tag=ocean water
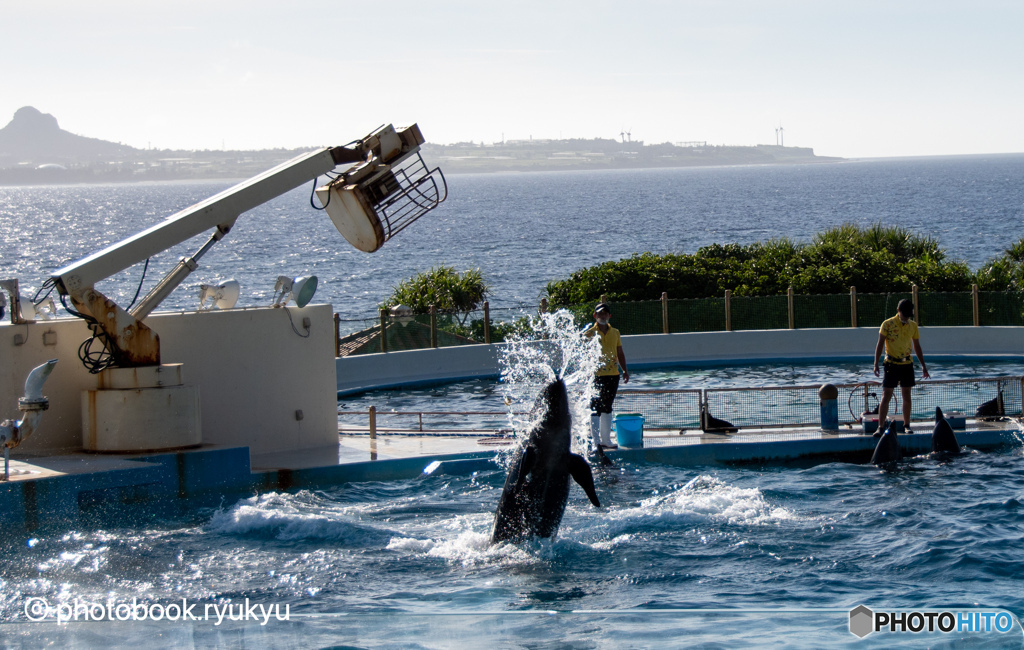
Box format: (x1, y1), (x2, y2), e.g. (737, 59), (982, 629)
(1, 155), (1023, 321)
(2, 157), (1024, 646)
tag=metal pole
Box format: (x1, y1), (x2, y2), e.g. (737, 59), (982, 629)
(379, 308), (388, 353)
(661, 292), (669, 334)
(972, 284), (980, 327)
(483, 301), (491, 344)
(334, 312), (341, 357)
(368, 405), (377, 461)
(850, 286), (857, 328)
(725, 290), (732, 332)
(912, 284), (919, 325)
(787, 286), (795, 330)
(430, 305), (437, 348)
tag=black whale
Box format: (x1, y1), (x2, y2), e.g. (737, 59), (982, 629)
(931, 407), (961, 455)
(871, 423), (902, 465)
(490, 379), (601, 544)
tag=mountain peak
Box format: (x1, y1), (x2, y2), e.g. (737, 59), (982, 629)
(0, 106), (136, 164)
(10, 106), (60, 132)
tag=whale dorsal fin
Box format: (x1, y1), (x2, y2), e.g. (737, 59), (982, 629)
(568, 454), (601, 507)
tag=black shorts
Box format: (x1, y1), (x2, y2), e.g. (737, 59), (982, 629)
(590, 375), (620, 414)
(882, 362), (916, 388)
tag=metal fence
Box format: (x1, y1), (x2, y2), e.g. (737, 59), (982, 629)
(703, 376), (1023, 431)
(339, 377), (1023, 435)
(335, 288), (1024, 356)
(615, 389), (704, 430)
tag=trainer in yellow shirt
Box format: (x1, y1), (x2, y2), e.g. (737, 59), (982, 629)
(872, 299), (929, 434)
(584, 302), (629, 452)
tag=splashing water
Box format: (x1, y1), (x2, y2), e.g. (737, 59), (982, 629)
(496, 310), (602, 466)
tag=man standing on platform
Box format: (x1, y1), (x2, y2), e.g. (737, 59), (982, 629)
(873, 299), (929, 434)
(585, 302), (629, 452)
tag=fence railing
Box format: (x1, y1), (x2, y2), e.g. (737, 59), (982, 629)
(338, 377), (1023, 435)
(335, 286), (1024, 356)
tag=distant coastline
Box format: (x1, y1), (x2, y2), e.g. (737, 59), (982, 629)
(0, 141), (842, 185)
(422, 140), (842, 174)
(0, 106), (842, 185)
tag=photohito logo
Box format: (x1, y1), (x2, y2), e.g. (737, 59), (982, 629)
(849, 605), (1017, 638)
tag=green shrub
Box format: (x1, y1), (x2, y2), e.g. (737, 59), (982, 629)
(545, 223), (982, 306)
(381, 265), (489, 314)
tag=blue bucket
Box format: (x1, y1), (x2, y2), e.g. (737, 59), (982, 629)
(614, 413), (644, 448)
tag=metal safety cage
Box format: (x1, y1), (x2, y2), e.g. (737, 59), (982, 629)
(368, 150), (448, 243)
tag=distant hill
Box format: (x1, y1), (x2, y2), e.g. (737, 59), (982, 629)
(0, 106), (139, 166)
(0, 106), (316, 184)
(0, 107), (842, 184)
(422, 139), (842, 173)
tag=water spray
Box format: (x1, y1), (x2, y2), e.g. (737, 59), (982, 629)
(496, 310), (601, 466)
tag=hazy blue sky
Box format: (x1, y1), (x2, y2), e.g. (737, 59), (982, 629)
(3, 1), (1022, 158)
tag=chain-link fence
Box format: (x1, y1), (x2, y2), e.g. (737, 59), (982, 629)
(336, 289), (1024, 356)
(336, 304), (539, 355)
(615, 389), (703, 430)
(337, 378), (1022, 434)
(981, 291), (1024, 326)
(703, 376), (1023, 431)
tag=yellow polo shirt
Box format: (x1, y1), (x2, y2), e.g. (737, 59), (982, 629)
(585, 324), (622, 376)
(879, 315), (919, 365)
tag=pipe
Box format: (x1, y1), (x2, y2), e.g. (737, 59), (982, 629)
(2, 359), (58, 452)
(22, 359), (57, 402)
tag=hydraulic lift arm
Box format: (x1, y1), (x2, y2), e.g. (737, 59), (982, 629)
(50, 124), (444, 368)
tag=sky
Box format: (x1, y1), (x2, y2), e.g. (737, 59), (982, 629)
(2, 0), (1023, 159)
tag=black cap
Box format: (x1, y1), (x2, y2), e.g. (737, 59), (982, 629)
(897, 299), (914, 316)
(594, 302), (611, 314)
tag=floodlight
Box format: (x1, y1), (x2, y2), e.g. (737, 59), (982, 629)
(315, 125), (447, 253)
(27, 296), (57, 321)
(271, 275), (318, 308)
(18, 296), (34, 321)
(12, 295), (55, 321)
(198, 280), (240, 310)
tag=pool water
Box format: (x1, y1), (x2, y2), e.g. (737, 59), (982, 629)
(4, 356), (1023, 646)
(3, 449), (1023, 646)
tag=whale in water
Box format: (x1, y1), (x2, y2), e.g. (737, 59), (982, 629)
(491, 379), (601, 544)
(931, 407), (961, 455)
(870, 422), (902, 465)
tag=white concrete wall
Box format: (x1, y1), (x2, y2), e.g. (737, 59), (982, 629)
(1, 305), (337, 455)
(337, 344), (500, 394)
(337, 326), (1024, 394)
